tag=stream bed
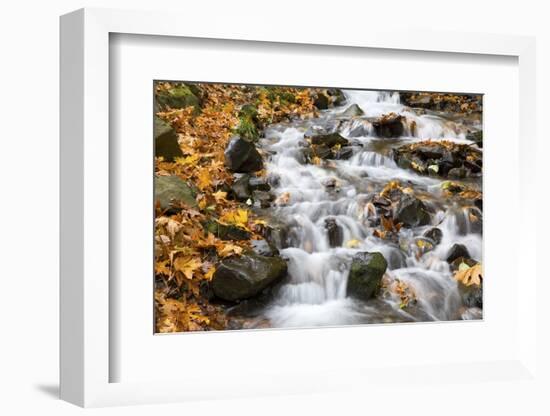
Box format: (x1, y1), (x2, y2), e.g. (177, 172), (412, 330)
(233, 90), (483, 329)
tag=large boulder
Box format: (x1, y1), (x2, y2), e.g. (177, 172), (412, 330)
(372, 113), (404, 138)
(212, 253), (287, 301)
(156, 84), (201, 114)
(224, 135), (264, 173)
(154, 116), (183, 162)
(346, 252), (388, 300)
(394, 194), (431, 227)
(155, 175), (197, 211)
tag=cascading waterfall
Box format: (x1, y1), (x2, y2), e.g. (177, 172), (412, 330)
(254, 90), (482, 328)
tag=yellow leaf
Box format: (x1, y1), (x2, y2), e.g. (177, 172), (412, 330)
(346, 239), (361, 248)
(219, 209), (248, 228)
(196, 168), (212, 190)
(217, 243), (243, 257)
(204, 266), (216, 281)
(212, 190), (227, 204)
(173, 256), (202, 280)
(454, 264), (482, 287)
(175, 154), (200, 166)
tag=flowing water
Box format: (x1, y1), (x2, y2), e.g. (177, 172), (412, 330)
(250, 90), (482, 328)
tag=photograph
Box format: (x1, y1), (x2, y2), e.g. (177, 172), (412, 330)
(153, 81), (483, 333)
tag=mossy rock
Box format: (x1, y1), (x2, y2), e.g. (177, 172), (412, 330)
(156, 83), (201, 114)
(154, 116), (183, 162)
(155, 175), (197, 211)
(346, 252), (388, 300)
(203, 220), (251, 241)
(234, 115), (259, 141)
(212, 253), (287, 302)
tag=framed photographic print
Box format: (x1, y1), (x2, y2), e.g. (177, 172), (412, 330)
(60, 7), (542, 409)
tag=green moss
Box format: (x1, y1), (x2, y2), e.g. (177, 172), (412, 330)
(234, 114), (259, 141)
(156, 83), (201, 114)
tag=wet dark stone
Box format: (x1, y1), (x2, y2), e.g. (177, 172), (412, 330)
(372, 114), (404, 138)
(253, 190), (274, 208)
(249, 176), (271, 192)
(224, 135), (264, 173)
(340, 104), (365, 117)
(251, 239), (279, 257)
(415, 145), (446, 160)
(326, 88), (347, 106)
(230, 174), (252, 201)
(212, 253), (287, 302)
(308, 132), (349, 147)
(395, 194), (431, 227)
(333, 146), (355, 160)
(313, 93), (329, 110)
(448, 167), (468, 179)
(346, 252), (388, 300)
(324, 218), (344, 247)
(423, 227), (443, 245)
(446, 243), (471, 264)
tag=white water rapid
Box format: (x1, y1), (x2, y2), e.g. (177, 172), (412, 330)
(252, 90), (482, 328)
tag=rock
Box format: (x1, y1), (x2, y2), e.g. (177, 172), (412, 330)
(466, 130), (483, 148)
(253, 190), (274, 208)
(261, 218), (290, 249)
(326, 88), (347, 106)
(229, 174), (252, 201)
(224, 135), (264, 173)
(415, 145), (446, 160)
(307, 132), (349, 147)
(324, 218), (343, 247)
(372, 114), (404, 138)
(251, 239), (279, 257)
(249, 176), (271, 192)
(154, 116), (183, 162)
(458, 282), (482, 308)
(395, 194), (431, 227)
(203, 220), (250, 241)
(340, 103), (365, 117)
(423, 227), (443, 245)
(438, 151), (458, 176)
(448, 167), (468, 179)
(346, 252), (388, 300)
(155, 175), (197, 211)
(333, 146), (354, 160)
(446, 243), (471, 264)
(344, 119), (372, 137)
(313, 93), (329, 110)
(156, 84), (201, 113)
(212, 254), (287, 302)
(234, 115), (260, 141)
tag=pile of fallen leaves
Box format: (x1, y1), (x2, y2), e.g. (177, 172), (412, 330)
(400, 92), (482, 114)
(154, 82), (318, 332)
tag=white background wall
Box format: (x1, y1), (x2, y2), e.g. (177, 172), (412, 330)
(0, 1), (547, 414)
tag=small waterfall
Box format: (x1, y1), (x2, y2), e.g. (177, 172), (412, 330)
(256, 90), (481, 328)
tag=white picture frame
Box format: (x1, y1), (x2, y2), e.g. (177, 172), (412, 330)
(60, 7), (541, 408)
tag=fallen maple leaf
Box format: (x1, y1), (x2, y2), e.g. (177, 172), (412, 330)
(454, 263), (482, 287)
